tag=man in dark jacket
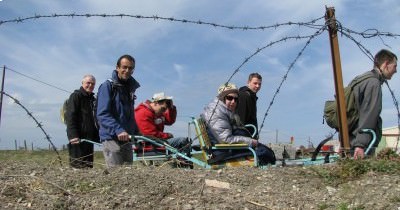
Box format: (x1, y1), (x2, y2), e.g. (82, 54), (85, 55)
(351, 49), (397, 159)
(66, 74), (99, 168)
(237, 73), (262, 139)
(96, 54), (140, 168)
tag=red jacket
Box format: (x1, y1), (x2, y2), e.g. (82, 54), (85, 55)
(134, 100), (177, 139)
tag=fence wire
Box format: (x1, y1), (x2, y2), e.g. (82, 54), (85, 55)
(1, 91), (62, 165)
(0, 13), (325, 31)
(1, 12), (399, 150)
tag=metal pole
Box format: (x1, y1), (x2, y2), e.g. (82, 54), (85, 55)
(0, 65), (5, 127)
(325, 7), (350, 154)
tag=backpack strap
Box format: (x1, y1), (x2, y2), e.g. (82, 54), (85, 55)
(106, 78), (120, 100)
(107, 78), (136, 101)
(349, 71), (377, 90)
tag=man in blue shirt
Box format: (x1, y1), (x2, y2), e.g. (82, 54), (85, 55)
(97, 54), (140, 168)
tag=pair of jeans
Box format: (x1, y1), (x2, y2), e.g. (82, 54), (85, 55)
(102, 139), (133, 168)
(166, 137), (190, 154)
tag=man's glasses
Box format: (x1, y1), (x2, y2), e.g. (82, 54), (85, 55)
(225, 95), (238, 102)
(120, 65), (134, 71)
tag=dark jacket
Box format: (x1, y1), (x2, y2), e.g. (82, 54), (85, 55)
(237, 86), (258, 137)
(96, 70), (140, 141)
(351, 69), (384, 149)
(66, 87), (99, 142)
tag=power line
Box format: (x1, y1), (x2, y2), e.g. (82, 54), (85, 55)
(4, 66), (71, 94)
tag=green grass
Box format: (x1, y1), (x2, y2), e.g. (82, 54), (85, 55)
(0, 149), (104, 168)
(310, 153), (400, 185)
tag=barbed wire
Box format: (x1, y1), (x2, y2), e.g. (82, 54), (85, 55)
(258, 25), (327, 135)
(205, 29), (326, 126)
(4, 66), (71, 94)
(1, 91), (62, 166)
(2, 13), (399, 39)
(1, 12), (399, 150)
(0, 13), (326, 31)
(385, 82), (400, 150)
(333, 21), (375, 62)
(225, 32), (326, 85)
(341, 26), (400, 45)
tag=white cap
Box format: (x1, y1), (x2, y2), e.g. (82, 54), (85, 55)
(151, 92), (173, 102)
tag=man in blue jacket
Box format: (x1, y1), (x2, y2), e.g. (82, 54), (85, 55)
(97, 54), (140, 168)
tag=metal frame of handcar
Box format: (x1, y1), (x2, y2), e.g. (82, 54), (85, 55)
(81, 120), (376, 169)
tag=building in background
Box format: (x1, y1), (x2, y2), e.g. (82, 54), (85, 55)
(378, 126), (400, 153)
(322, 126), (400, 154)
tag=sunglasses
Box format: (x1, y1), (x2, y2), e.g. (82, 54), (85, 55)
(225, 95), (238, 102)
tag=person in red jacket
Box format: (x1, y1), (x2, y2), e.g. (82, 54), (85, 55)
(135, 92), (190, 154)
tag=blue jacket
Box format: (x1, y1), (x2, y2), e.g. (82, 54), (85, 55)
(97, 70), (140, 141)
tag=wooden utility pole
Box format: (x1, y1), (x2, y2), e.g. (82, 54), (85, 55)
(0, 65), (5, 127)
(325, 7), (350, 154)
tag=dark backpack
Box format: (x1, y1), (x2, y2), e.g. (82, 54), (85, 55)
(323, 73), (376, 131)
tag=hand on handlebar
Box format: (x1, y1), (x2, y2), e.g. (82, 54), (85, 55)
(353, 147), (365, 160)
(117, 131), (131, 141)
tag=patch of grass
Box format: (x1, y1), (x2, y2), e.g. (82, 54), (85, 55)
(64, 180), (97, 192)
(336, 202), (366, 210)
(389, 195), (400, 203)
(0, 150), (104, 168)
(318, 203), (329, 210)
(337, 202), (349, 210)
(0, 150), (68, 162)
(310, 156), (400, 185)
(376, 148), (399, 160)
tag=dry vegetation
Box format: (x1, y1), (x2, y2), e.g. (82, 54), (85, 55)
(0, 149), (400, 209)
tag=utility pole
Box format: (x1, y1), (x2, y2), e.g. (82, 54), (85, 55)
(0, 65), (5, 127)
(325, 7), (350, 155)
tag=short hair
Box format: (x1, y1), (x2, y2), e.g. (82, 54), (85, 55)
(374, 49), (397, 68)
(248, 73), (262, 82)
(116, 54), (135, 67)
(82, 74), (96, 83)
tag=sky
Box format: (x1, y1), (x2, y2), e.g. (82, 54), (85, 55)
(0, 0), (399, 150)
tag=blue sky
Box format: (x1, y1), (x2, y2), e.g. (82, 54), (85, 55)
(0, 0), (399, 149)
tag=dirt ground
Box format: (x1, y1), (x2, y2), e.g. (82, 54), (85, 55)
(0, 151), (400, 210)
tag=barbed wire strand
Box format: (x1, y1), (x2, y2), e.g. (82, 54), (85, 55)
(2, 13), (399, 39)
(1, 91), (63, 166)
(206, 30), (325, 126)
(384, 81), (400, 150)
(0, 13), (326, 31)
(258, 25), (327, 134)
